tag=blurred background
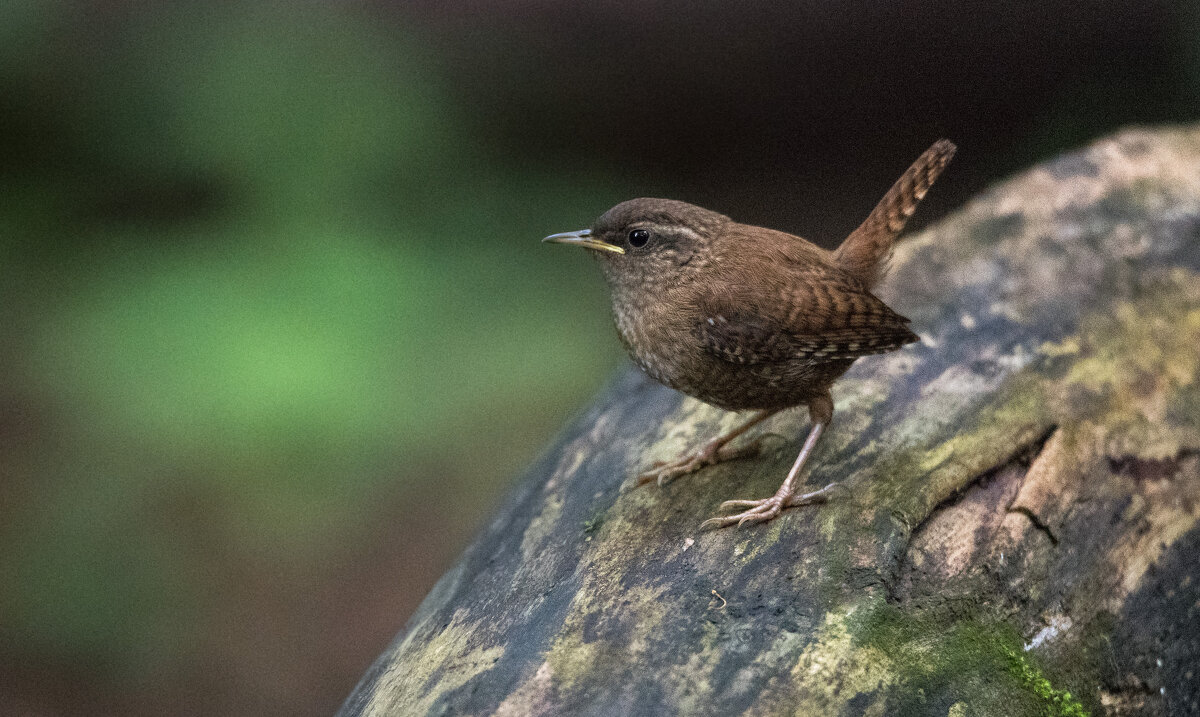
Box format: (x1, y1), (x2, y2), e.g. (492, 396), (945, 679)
(1, 1), (1197, 714)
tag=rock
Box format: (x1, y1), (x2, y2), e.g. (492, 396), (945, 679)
(340, 126), (1200, 717)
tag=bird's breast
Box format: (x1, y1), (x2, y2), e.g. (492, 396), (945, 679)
(610, 295), (696, 390)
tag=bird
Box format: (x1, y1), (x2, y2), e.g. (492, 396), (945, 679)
(543, 140), (956, 528)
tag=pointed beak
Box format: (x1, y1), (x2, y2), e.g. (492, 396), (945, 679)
(541, 229), (625, 255)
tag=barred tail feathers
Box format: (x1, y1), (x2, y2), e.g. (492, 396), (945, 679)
(834, 139), (956, 288)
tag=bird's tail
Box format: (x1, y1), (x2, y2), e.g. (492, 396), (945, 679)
(834, 139), (956, 288)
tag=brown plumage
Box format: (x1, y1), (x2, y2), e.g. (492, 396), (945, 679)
(836, 139), (957, 288)
(544, 140), (956, 528)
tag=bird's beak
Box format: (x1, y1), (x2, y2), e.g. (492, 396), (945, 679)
(541, 229), (625, 255)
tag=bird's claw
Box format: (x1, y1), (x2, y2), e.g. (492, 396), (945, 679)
(700, 496), (785, 529)
(636, 439), (762, 487)
(700, 482), (841, 529)
(637, 454), (710, 487)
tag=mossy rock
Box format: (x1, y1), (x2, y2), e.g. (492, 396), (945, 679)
(339, 126), (1200, 717)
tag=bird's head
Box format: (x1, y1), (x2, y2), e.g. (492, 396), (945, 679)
(543, 198), (730, 293)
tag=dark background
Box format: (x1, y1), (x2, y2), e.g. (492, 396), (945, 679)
(1, 1), (1197, 714)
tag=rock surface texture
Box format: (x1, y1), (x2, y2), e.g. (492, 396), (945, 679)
(339, 127), (1200, 717)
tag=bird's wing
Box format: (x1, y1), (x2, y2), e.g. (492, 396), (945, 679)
(696, 267), (919, 365)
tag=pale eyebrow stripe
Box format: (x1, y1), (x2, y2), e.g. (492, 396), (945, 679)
(640, 223), (704, 242)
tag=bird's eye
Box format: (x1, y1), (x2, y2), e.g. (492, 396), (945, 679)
(628, 229), (651, 247)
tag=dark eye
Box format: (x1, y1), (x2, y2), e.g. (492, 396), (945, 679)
(628, 229), (651, 247)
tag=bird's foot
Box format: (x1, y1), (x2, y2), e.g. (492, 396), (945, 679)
(636, 438), (762, 487)
(700, 482), (841, 529)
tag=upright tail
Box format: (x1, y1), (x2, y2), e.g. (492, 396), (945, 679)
(834, 139), (956, 288)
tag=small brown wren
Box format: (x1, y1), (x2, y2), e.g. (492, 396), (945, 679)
(544, 140), (955, 528)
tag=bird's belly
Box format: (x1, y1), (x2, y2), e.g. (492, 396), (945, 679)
(622, 330), (853, 411)
(614, 303), (855, 411)
(669, 356), (856, 411)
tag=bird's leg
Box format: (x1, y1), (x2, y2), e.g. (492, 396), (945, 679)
(700, 394), (839, 529)
(637, 409), (779, 487)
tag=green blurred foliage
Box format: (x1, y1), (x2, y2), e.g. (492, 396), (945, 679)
(0, 0), (622, 682)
